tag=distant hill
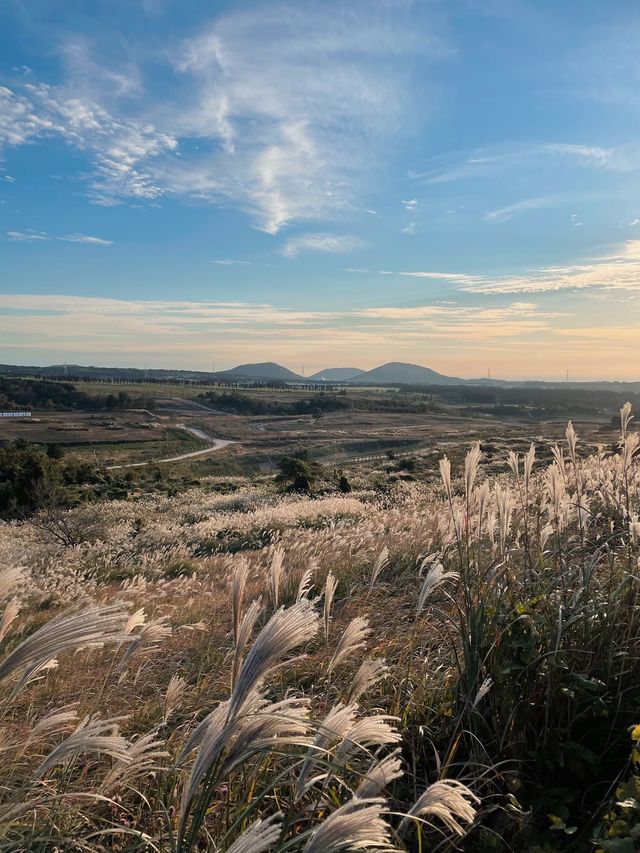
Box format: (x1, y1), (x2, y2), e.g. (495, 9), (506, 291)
(351, 362), (463, 385)
(215, 362), (304, 382)
(2, 361), (639, 391)
(0, 363), (209, 381)
(310, 367), (365, 382)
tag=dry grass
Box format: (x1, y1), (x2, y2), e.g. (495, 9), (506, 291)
(1, 406), (639, 850)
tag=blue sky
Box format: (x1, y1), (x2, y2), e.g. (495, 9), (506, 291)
(1, 0), (640, 379)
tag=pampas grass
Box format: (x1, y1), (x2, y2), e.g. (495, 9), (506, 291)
(323, 570), (337, 640)
(402, 779), (479, 836)
(0, 603), (132, 689)
(2, 408), (639, 850)
(328, 616), (370, 673)
(34, 715), (131, 777)
(302, 796), (393, 853)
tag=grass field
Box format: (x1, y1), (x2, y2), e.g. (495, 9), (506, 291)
(1, 401), (639, 850)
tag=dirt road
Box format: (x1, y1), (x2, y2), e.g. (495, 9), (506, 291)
(105, 423), (236, 470)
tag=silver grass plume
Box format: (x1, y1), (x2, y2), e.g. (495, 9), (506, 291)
(0, 598), (20, 644)
(231, 598), (263, 691)
(439, 456), (453, 502)
(565, 421), (578, 466)
(231, 558), (249, 645)
(117, 616), (172, 670)
(323, 571), (337, 640)
(296, 567), (314, 602)
(347, 658), (388, 704)
(335, 714), (400, 764)
(621, 401), (633, 442)
(551, 443), (566, 477)
(0, 567), (23, 605)
(523, 443), (536, 492)
(102, 732), (168, 792)
(356, 750), (404, 799)
(24, 704), (78, 749)
(401, 778), (478, 836)
(269, 546), (285, 609)
(34, 715), (131, 778)
(295, 703), (358, 799)
(507, 450), (520, 482)
(178, 691), (260, 839)
(475, 481), (490, 528)
(540, 522), (555, 551)
(464, 443), (481, 498)
(471, 677), (493, 710)
(179, 688), (306, 841)
(125, 607), (146, 634)
(369, 546), (389, 591)
(179, 602), (320, 840)
(302, 796), (395, 853)
(230, 599), (319, 717)
(163, 673), (188, 725)
(328, 617), (370, 673)
(0, 568), (23, 645)
(621, 432), (640, 474)
(225, 814), (282, 853)
(0, 603), (132, 687)
(417, 562), (458, 615)
(494, 484), (514, 555)
(220, 696), (312, 777)
(177, 696), (232, 765)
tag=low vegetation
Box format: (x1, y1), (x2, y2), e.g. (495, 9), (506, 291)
(0, 377), (152, 413)
(0, 405), (639, 850)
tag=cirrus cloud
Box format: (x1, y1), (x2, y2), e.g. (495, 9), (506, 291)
(282, 232), (365, 258)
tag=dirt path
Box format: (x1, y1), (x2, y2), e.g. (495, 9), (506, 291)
(105, 423), (236, 470)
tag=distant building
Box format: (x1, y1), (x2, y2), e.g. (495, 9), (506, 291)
(0, 411), (32, 418)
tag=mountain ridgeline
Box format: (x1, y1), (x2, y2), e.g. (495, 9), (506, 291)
(216, 361), (462, 385)
(1, 361), (639, 391)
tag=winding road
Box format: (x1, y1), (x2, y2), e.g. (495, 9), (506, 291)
(105, 424), (236, 470)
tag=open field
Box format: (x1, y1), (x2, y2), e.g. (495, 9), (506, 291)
(2, 381), (623, 483)
(0, 410), (159, 445)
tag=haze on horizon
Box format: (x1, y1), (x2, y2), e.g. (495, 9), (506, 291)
(1, 1), (640, 382)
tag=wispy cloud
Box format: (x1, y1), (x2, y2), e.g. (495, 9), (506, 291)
(282, 232), (365, 258)
(460, 239), (640, 295)
(0, 85), (176, 204)
(60, 233), (113, 245)
(7, 230), (50, 242)
(346, 267), (484, 284)
(543, 143), (627, 169)
(0, 4), (446, 231)
(412, 142), (640, 185)
(484, 196), (555, 223)
(212, 259), (251, 265)
(0, 293), (563, 355)
(6, 229), (112, 245)
(350, 240), (640, 297)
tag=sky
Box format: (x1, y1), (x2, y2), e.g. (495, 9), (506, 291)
(1, 0), (640, 380)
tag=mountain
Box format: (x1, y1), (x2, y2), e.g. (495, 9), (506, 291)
(310, 367), (365, 382)
(215, 362), (304, 382)
(351, 362), (463, 385)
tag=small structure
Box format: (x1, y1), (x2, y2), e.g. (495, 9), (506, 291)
(0, 411), (32, 418)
